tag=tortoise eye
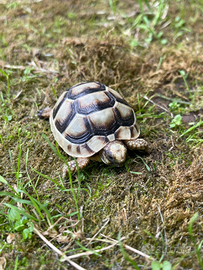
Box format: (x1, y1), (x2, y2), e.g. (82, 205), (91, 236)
(107, 155), (114, 162)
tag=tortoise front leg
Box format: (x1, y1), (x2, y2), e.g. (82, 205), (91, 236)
(62, 157), (90, 177)
(124, 139), (149, 152)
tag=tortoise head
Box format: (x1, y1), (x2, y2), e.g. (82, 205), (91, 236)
(100, 141), (127, 166)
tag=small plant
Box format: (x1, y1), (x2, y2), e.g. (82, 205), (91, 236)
(41, 134), (91, 220)
(151, 260), (172, 270)
(183, 120), (203, 146)
(172, 16), (191, 40)
(7, 208), (34, 240)
(179, 70), (192, 99)
(9, 143), (22, 184)
(0, 175), (56, 237)
(169, 100), (180, 111)
(170, 114), (182, 128)
(20, 67), (38, 83)
(0, 69), (13, 125)
(174, 16), (185, 29)
(138, 0), (151, 13)
(135, 154), (151, 172)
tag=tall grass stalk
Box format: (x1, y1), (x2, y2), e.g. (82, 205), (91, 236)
(42, 134), (81, 220)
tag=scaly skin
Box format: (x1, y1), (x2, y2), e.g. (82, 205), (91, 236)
(124, 138), (149, 152)
(62, 157), (90, 177)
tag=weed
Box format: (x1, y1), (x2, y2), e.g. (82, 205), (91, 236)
(168, 100), (180, 111)
(9, 144), (22, 183)
(172, 16), (191, 41)
(130, 171), (142, 175)
(0, 174), (58, 239)
(135, 154), (151, 172)
(151, 260), (172, 270)
(14, 255), (19, 270)
(0, 69), (13, 125)
(138, 0), (152, 13)
(20, 67), (38, 83)
(109, 0), (117, 16)
(7, 207), (34, 240)
(0, 68), (10, 98)
(170, 114), (182, 128)
(180, 120), (203, 139)
(129, 0), (168, 46)
(6, 2), (18, 9)
(179, 70), (193, 99)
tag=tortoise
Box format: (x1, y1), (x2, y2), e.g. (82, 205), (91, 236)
(38, 82), (148, 175)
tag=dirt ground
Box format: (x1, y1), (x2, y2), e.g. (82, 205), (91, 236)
(0, 0), (203, 269)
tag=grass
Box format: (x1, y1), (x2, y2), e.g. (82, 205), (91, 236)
(0, 0), (203, 269)
(189, 213), (203, 269)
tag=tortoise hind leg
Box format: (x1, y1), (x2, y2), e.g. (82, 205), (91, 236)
(62, 157), (90, 177)
(38, 107), (52, 119)
(124, 139), (149, 152)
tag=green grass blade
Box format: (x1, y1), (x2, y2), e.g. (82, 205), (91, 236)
(118, 232), (140, 270)
(4, 203), (38, 221)
(135, 154), (151, 172)
(32, 167), (66, 190)
(180, 121), (203, 138)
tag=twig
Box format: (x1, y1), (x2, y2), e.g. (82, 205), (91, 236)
(144, 96), (173, 117)
(46, 216), (80, 233)
(155, 93), (191, 105)
(34, 226), (153, 268)
(169, 135), (175, 151)
(100, 234), (153, 261)
(64, 239), (122, 261)
(87, 217), (110, 246)
(33, 227), (86, 270)
(0, 61), (58, 74)
(157, 206), (167, 260)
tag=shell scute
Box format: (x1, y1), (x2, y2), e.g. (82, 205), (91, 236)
(76, 91), (115, 115)
(64, 114), (92, 144)
(88, 108), (117, 135)
(67, 82), (105, 100)
(52, 91), (67, 119)
(108, 87), (129, 106)
(114, 102), (134, 126)
(130, 124), (140, 138)
(54, 101), (75, 133)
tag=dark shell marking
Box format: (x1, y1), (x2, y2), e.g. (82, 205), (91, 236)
(49, 82), (140, 158)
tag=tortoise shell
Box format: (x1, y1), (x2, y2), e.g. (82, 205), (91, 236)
(50, 82), (140, 158)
